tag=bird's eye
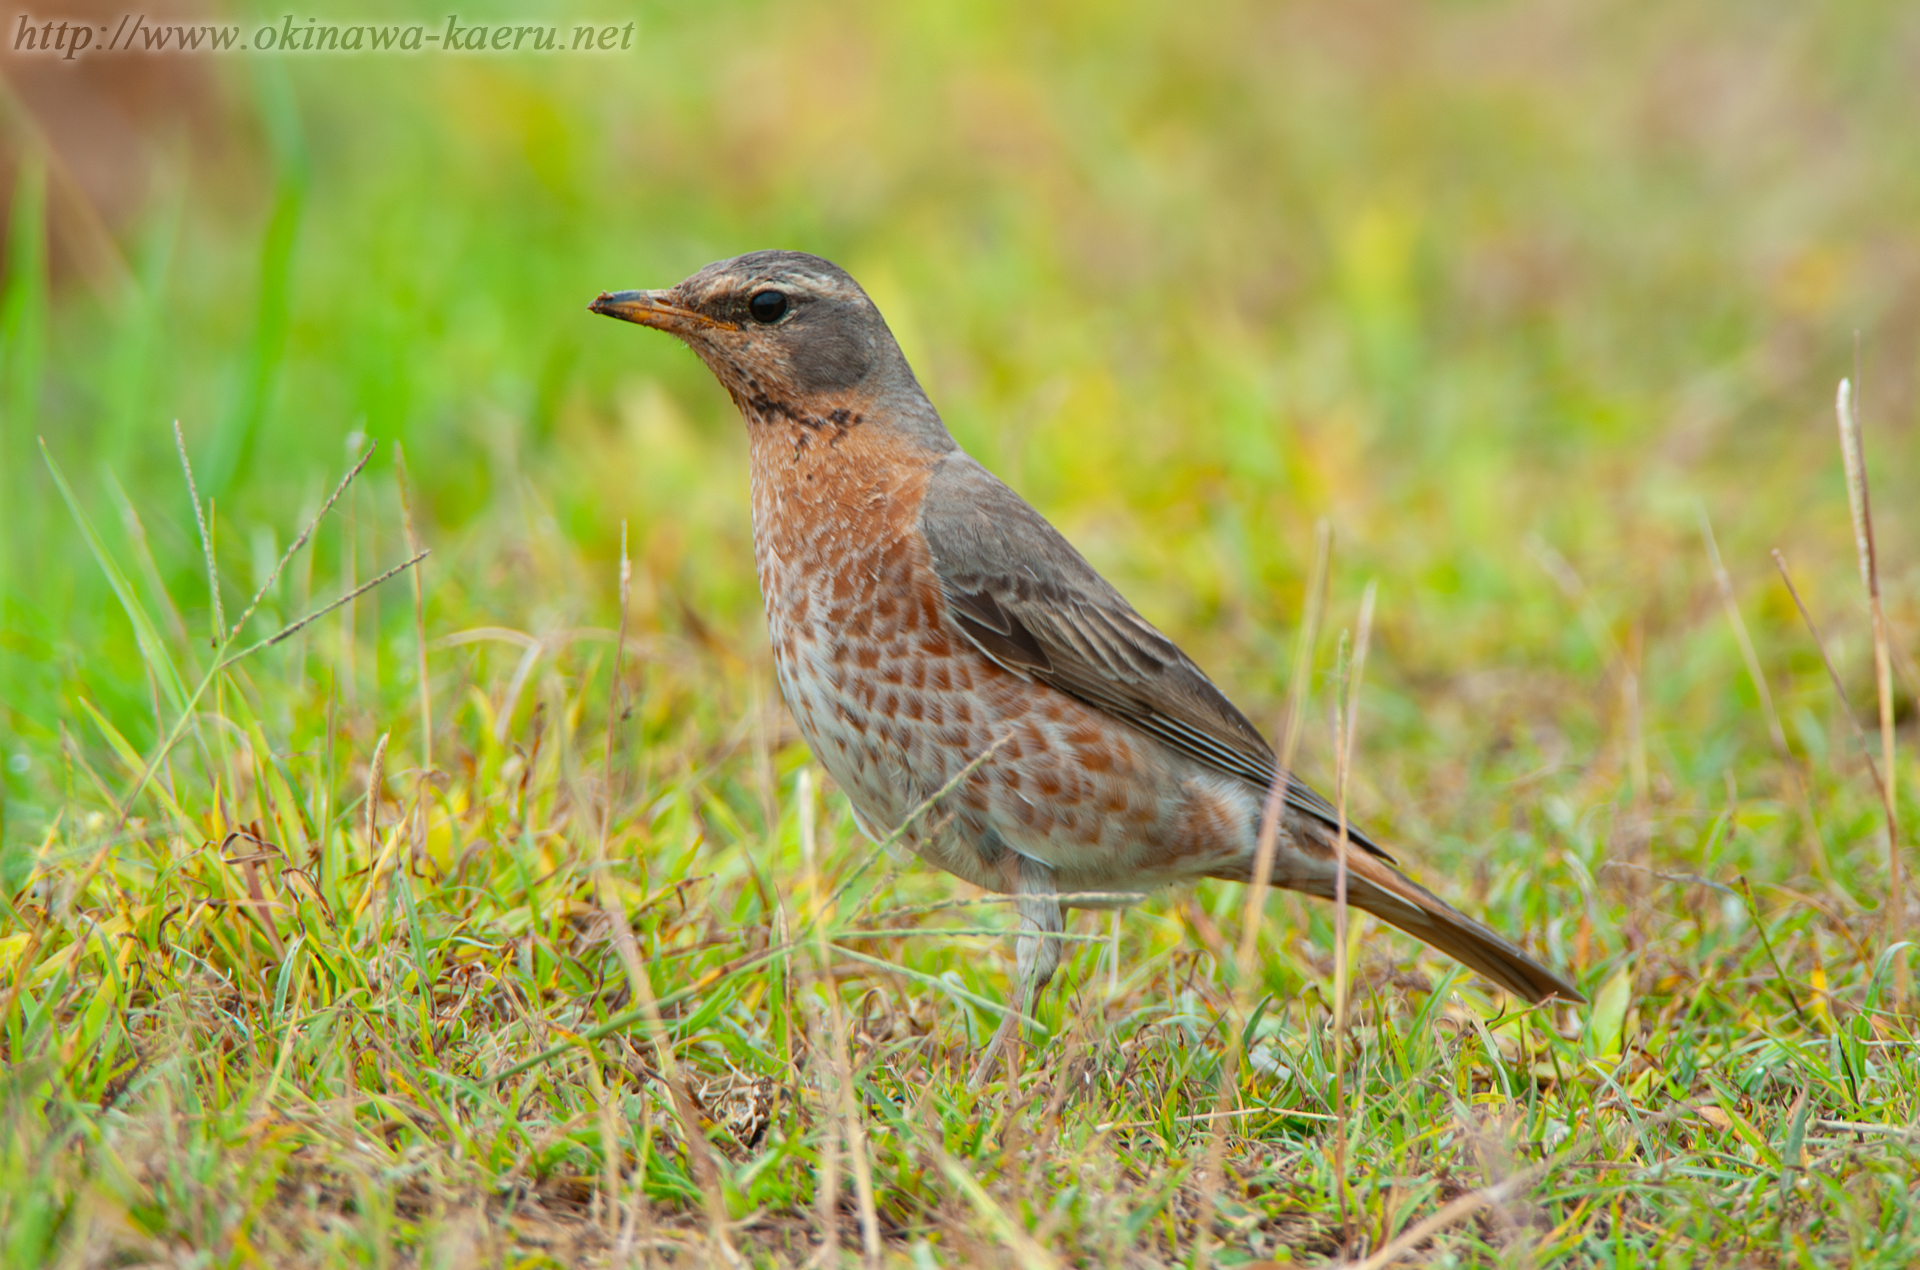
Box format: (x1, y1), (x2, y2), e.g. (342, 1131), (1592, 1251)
(748, 290), (788, 323)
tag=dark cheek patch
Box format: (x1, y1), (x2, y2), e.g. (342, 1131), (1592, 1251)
(787, 308), (874, 391)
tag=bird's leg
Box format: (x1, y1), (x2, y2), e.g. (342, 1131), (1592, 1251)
(968, 855), (1063, 1090)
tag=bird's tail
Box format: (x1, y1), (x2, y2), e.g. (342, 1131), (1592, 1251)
(1301, 848), (1585, 1006)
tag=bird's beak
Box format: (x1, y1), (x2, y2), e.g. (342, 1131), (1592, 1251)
(588, 289), (737, 334)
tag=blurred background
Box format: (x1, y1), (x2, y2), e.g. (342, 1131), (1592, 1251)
(1, 0), (1915, 880)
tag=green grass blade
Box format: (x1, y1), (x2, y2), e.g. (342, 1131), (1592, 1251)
(39, 443), (190, 716)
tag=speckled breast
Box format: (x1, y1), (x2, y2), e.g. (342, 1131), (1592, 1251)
(745, 421), (991, 867)
(743, 417), (1261, 897)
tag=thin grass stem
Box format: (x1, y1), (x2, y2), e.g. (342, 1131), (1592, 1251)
(590, 527), (737, 1264)
(1198, 518), (1330, 1268)
(1835, 377), (1904, 1004)
(1697, 502), (1833, 883)
(224, 441), (373, 644)
(1330, 581), (1376, 1245)
(174, 419), (224, 642)
(590, 524), (662, 1256)
(220, 550), (428, 667)
(799, 768), (883, 1267)
(393, 443), (432, 773)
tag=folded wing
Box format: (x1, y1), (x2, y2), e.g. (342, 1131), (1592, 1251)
(919, 452), (1393, 863)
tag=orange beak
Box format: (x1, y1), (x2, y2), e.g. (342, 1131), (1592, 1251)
(588, 289), (738, 334)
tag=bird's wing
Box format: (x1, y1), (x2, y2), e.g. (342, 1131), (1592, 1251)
(919, 452), (1391, 861)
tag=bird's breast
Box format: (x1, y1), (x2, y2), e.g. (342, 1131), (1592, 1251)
(741, 415), (1265, 895)
(745, 418), (975, 844)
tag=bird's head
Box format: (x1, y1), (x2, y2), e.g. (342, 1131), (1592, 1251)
(591, 250), (951, 449)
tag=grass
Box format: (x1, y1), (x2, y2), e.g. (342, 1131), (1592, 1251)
(3, 0), (1920, 1264)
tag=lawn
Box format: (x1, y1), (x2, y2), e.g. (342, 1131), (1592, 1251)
(2, 1), (1918, 1265)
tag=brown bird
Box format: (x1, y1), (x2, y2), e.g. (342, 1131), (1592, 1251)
(591, 251), (1583, 1084)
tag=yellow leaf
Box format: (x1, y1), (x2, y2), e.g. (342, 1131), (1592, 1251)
(1589, 967), (1632, 1057)
(0, 932), (32, 974)
(1810, 961), (1834, 1029)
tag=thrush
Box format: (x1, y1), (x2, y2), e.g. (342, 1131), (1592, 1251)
(591, 251), (1584, 1084)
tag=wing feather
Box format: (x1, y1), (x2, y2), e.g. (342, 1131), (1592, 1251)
(920, 453), (1392, 862)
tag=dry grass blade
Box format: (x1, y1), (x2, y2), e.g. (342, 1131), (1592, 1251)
(348, 731), (390, 922)
(393, 442), (432, 772)
(592, 524), (658, 1257)
(1698, 502), (1831, 881)
(1097, 1105), (1338, 1132)
(924, 1129), (1063, 1270)
(862, 891), (1147, 922)
(1197, 519), (1330, 1269)
(1245, 518), (1333, 969)
(828, 944), (1040, 1026)
(798, 768), (883, 1267)
(834, 926), (1110, 942)
(1773, 541), (1899, 965)
(1835, 377), (1904, 991)
(594, 527), (737, 1265)
(1348, 1162), (1550, 1270)
(623, 927), (739, 1245)
(798, 769), (842, 1268)
(1332, 583), (1377, 1035)
(600, 523), (633, 850)
(824, 731), (1013, 912)
(1697, 502), (1788, 759)
(1329, 580), (1377, 1244)
(1812, 1119), (1918, 1139)
(1771, 550), (1884, 786)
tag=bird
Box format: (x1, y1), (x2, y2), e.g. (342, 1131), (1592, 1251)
(590, 250), (1584, 1085)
